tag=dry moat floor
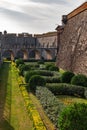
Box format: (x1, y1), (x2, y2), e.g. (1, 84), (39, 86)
(0, 62), (33, 130)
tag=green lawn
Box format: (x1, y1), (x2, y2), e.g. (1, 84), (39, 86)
(0, 62), (33, 130)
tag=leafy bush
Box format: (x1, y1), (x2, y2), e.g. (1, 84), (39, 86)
(39, 64), (46, 70)
(84, 89), (87, 99)
(43, 76), (61, 83)
(25, 70), (54, 83)
(71, 74), (87, 87)
(25, 71), (38, 83)
(61, 71), (75, 83)
(15, 59), (24, 67)
(45, 63), (54, 70)
(37, 60), (44, 64)
(29, 75), (46, 92)
(58, 103), (87, 130)
(49, 65), (59, 71)
(36, 87), (63, 128)
(46, 83), (85, 97)
(18, 64), (31, 76)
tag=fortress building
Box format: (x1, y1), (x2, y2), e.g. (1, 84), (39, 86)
(56, 2), (87, 75)
(0, 31), (57, 61)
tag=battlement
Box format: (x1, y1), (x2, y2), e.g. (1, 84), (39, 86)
(67, 2), (87, 20)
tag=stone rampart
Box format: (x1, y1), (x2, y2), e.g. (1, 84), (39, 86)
(56, 2), (87, 75)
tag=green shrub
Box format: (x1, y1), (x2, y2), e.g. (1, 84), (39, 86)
(37, 60), (44, 64)
(61, 71), (75, 83)
(44, 76), (61, 83)
(39, 64), (46, 70)
(71, 74), (87, 87)
(15, 59), (24, 67)
(25, 71), (37, 83)
(19, 64), (31, 76)
(36, 87), (63, 128)
(58, 103), (87, 130)
(49, 65), (59, 71)
(29, 75), (46, 92)
(25, 70), (54, 83)
(84, 89), (87, 99)
(46, 83), (85, 97)
(45, 63), (54, 70)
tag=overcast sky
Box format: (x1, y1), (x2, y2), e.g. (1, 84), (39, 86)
(0, 0), (86, 34)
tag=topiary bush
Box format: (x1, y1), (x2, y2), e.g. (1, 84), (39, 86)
(45, 63), (54, 70)
(44, 76), (61, 83)
(61, 71), (75, 83)
(18, 64), (31, 76)
(46, 83), (85, 98)
(25, 70), (54, 83)
(29, 75), (46, 92)
(71, 74), (87, 87)
(58, 103), (87, 130)
(49, 65), (59, 71)
(37, 60), (44, 64)
(25, 71), (38, 83)
(15, 59), (24, 67)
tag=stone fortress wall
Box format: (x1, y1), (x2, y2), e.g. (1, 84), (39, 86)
(0, 31), (57, 61)
(56, 2), (87, 75)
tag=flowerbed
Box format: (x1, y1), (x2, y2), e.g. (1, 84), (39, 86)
(12, 62), (46, 130)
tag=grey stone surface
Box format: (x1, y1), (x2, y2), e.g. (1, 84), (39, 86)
(56, 10), (87, 75)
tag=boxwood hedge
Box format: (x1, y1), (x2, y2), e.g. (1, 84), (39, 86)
(46, 83), (85, 98)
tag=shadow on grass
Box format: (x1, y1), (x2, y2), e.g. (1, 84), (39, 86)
(0, 62), (14, 130)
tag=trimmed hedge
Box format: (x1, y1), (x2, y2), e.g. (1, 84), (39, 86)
(29, 75), (46, 92)
(18, 64), (31, 76)
(49, 65), (59, 71)
(71, 74), (87, 87)
(46, 83), (85, 98)
(58, 103), (87, 130)
(43, 76), (61, 83)
(37, 60), (44, 64)
(36, 87), (63, 128)
(15, 59), (24, 67)
(61, 71), (75, 83)
(25, 70), (54, 83)
(45, 63), (54, 70)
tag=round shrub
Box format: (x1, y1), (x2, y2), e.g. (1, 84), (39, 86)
(29, 75), (46, 92)
(61, 71), (75, 83)
(58, 103), (87, 130)
(71, 74), (87, 87)
(15, 59), (24, 67)
(49, 65), (59, 71)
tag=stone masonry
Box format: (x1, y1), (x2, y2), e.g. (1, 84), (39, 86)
(0, 31), (57, 61)
(56, 2), (87, 75)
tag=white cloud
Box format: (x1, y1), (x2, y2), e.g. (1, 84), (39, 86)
(0, 0), (86, 34)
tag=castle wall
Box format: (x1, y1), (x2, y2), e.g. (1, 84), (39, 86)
(0, 31), (57, 60)
(56, 2), (87, 75)
(35, 32), (57, 48)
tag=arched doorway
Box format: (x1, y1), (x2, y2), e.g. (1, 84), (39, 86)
(29, 50), (41, 60)
(45, 49), (52, 60)
(16, 50), (28, 60)
(2, 50), (14, 60)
